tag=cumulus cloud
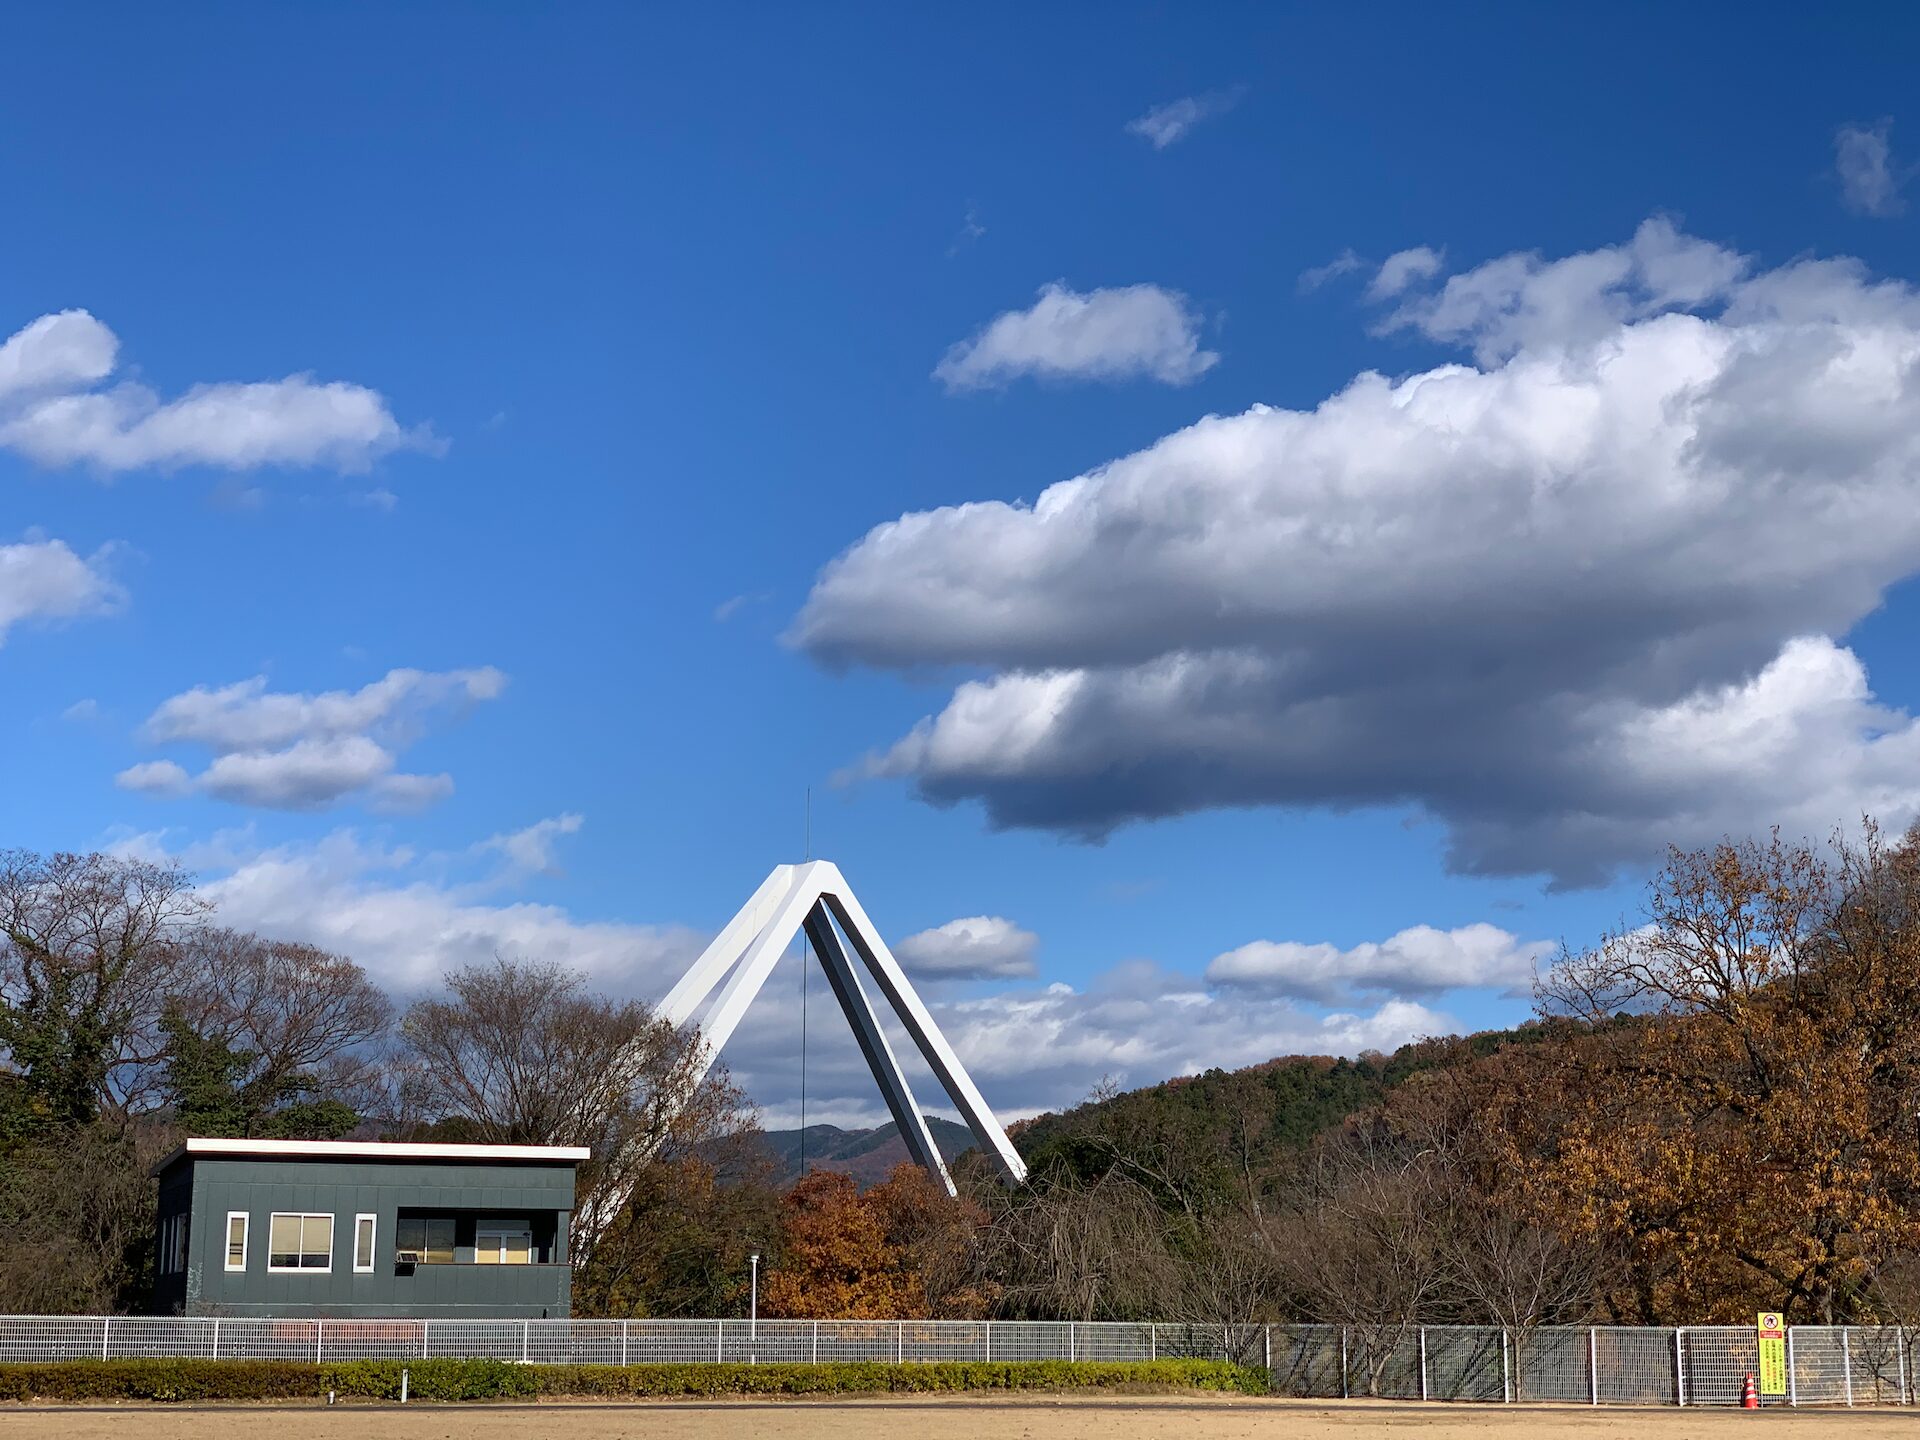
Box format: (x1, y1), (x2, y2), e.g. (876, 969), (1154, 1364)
(115, 760), (193, 797)
(0, 534), (122, 644)
(168, 829), (701, 995)
(481, 813), (585, 876)
(1366, 245), (1445, 301)
(724, 948), (1454, 1128)
(795, 219), (1920, 886)
(1125, 89), (1242, 150)
(0, 308), (435, 474)
(1836, 120), (1906, 218)
(935, 283), (1218, 391)
(895, 915), (1039, 980)
(117, 667), (505, 811)
(110, 822), (1465, 1125)
(1207, 922), (1550, 1005)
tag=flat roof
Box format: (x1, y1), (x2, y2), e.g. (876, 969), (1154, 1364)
(153, 1137), (592, 1175)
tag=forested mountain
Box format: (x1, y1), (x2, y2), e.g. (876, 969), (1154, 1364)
(753, 1116), (978, 1187)
(1008, 1024), (1552, 1211)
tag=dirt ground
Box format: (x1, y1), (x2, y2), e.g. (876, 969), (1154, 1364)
(0, 1395), (1912, 1440)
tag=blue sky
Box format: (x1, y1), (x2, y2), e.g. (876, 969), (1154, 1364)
(5, 5), (1919, 1125)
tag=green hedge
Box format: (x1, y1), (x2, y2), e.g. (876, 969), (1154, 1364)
(530, 1359), (1267, 1397)
(0, 1356), (1268, 1403)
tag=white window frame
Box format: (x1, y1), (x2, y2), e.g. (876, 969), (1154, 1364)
(353, 1213), (377, 1274)
(266, 1211), (334, 1274)
(224, 1211), (249, 1273)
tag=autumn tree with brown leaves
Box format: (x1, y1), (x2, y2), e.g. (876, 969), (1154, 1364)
(1532, 826), (1920, 1323)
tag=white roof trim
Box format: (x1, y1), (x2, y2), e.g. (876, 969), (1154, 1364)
(167, 1138), (591, 1165)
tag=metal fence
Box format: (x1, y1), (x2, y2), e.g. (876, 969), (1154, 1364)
(0, 1317), (1913, 1405)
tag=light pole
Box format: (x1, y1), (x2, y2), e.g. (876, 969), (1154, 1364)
(749, 1253), (760, 1340)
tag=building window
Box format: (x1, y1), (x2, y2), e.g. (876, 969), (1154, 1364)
(353, 1214), (377, 1273)
(475, 1225), (534, 1265)
(225, 1212), (249, 1272)
(158, 1214), (190, 1275)
(394, 1216), (455, 1264)
(267, 1212), (334, 1272)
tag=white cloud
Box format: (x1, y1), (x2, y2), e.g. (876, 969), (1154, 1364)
(935, 283), (1218, 391)
(0, 310), (116, 397)
(723, 947), (1453, 1128)
(795, 220), (1920, 885)
(1836, 120), (1905, 218)
(0, 534), (122, 645)
(119, 823), (1457, 1125)
(0, 308), (435, 474)
(1366, 245), (1445, 301)
(115, 759), (192, 797)
(895, 915), (1039, 980)
(1298, 250), (1364, 292)
(1125, 90), (1242, 150)
(481, 813), (585, 876)
(179, 829), (701, 995)
(120, 667), (505, 811)
(1379, 216), (1746, 362)
(62, 698), (100, 723)
(1207, 922), (1550, 1004)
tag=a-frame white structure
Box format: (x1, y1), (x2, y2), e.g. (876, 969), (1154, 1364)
(659, 861), (1028, 1194)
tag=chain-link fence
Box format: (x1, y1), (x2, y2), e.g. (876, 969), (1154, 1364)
(0, 1316), (1912, 1404)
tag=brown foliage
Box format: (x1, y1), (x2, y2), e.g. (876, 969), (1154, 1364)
(1532, 826), (1920, 1322)
(761, 1170), (922, 1319)
(759, 1165), (992, 1319)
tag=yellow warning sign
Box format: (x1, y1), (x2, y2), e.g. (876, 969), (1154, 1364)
(1756, 1313), (1787, 1396)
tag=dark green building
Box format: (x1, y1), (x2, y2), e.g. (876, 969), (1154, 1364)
(150, 1138), (588, 1318)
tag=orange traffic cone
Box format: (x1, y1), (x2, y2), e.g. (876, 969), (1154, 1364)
(1741, 1372), (1759, 1409)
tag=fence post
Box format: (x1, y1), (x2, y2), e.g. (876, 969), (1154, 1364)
(315, 1319), (323, 1365)
(1787, 1328), (1797, 1407)
(1149, 1322), (1155, 1361)
(1264, 1325), (1271, 1371)
(1418, 1326), (1428, 1402)
(621, 1320), (628, 1368)
(1068, 1321), (1075, 1363)
(897, 1320), (904, 1365)
(1588, 1327), (1598, 1406)
(1899, 1327), (1909, 1405)
(716, 1319), (724, 1364)
(981, 1320), (988, 1363)
(1340, 1326), (1349, 1400)
(521, 1319), (530, 1365)
(421, 1320), (430, 1360)
(1843, 1327), (1854, 1407)
(1501, 1328), (1510, 1403)
(1674, 1326), (1685, 1407)
(212, 1318), (220, 1362)
(100, 1317), (110, 1362)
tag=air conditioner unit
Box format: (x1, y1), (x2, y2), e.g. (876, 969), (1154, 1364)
(395, 1250), (424, 1264)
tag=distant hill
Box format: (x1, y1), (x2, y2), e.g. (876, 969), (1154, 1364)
(750, 1025), (1553, 1200)
(753, 1115), (980, 1188)
(1008, 1023), (1555, 1208)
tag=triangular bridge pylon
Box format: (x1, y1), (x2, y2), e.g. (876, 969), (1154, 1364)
(659, 860), (1028, 1195)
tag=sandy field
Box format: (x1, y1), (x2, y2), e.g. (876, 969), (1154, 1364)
(0, 1395), (1913, 1440)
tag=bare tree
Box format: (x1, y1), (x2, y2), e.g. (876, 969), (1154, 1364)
(0, 849), (209, 1124)
(973, 1168), (1183, 1321)
(165, 928), (394, 1128)
(397, 958), (754, 1271)
(1273, 1117), (1453, 1394)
